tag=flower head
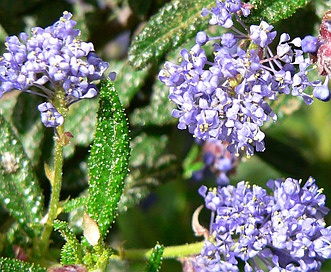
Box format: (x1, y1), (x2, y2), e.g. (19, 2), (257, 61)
(0, 11), (110, 127)
(194, 177), (331, 271)
(159, 0), (329, 157)
(250, 21), (277, 47)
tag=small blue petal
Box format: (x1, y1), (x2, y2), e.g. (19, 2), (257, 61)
(313, 77), (331, 102)
(301, 35), (319, 53)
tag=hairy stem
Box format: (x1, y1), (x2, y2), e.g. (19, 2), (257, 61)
(39, 89), (67, 254)
(39, 127), (64, 253)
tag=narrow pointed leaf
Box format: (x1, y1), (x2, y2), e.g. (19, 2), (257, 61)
(0, 257), (46, 272)
(87, 79), (130, 237)
(54, 220), (84, 265)
(63, 196), (87, 213)
(128, 0), (212, 69)
(144, 243), (164, 272)
(0, 114), (44, 238)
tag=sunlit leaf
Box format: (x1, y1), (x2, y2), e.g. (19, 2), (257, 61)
(0, 257), (46, 272)
(248, 0), (312, 24)
(87, 79), (130, 237)
(54, 220), (84, 265)
(63, 196), (87, 213)
(144, 243), (164, 272)
(182, 144), (204, 179)
(128, 0), (213, 69)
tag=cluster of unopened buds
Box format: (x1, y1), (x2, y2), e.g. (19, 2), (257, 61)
(0, 11), (112, 128)
(159, 0), (331, 158)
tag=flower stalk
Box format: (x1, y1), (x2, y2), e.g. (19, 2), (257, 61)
(39, 130), (64, 253)
(122, 241), (204, 260)
(39, 90), (67, 253)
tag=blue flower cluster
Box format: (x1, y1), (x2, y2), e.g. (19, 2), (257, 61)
(0, 11), (109, 127)
(159, 0), (330, 157)
(194, 177), (331, 271)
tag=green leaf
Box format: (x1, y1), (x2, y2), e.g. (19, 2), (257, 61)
(130, 80), (177, 126)
(54, 220), (84, 265)
(248, 0), (312, 24)
(5, 223), (33, 251)
(182, 144), (204, 179)
(0, 114), (44, 238)
(0, 257), (46, 272)
(130, 134), (169, 169)
(63, 98), (98, 158)
(11, 92), (44, 165)
(144, 243), (164, 272)
(128, 0), (213, 69)
(113, 61), (150, 108)
(82, 244), (113, 271)
(0, 93), (18, 122)
(87, 79), (130, 237)
(63, 196), (87, 213)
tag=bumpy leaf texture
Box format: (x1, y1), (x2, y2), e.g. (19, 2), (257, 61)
(129, 0), (313, 69)
(128, 0), (212, 69)
(248, 0), (312, 24)
(54, 220), (84, 265)
(144, 243), (164, 272)
(0, 257), (46, 272)
(87, 79), (130, 237)
(0, 114), (44, 238)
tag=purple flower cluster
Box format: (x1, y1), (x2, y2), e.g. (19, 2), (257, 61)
(201, 0), (251, 28)
(193, 139), (238, 186)
(194, 177), (331, 271)
(38, 102), (65, 128)
(0, 11), (109, 127)
(159, 0), (330, 157)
